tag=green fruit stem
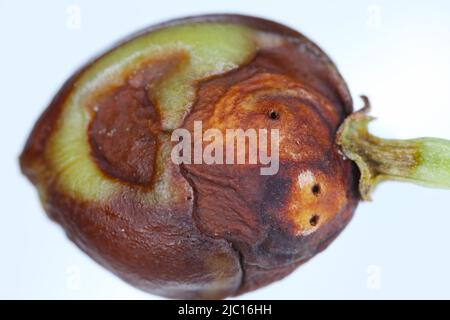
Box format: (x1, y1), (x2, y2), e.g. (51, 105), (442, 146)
(336, 96), (450, 200)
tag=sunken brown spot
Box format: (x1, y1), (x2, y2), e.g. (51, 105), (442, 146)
(89, 87), (159, 186)
(88, 52), (187, 186)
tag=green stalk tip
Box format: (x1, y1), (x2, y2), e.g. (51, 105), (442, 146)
(336, 96), (450, 200)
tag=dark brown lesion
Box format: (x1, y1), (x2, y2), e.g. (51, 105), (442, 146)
(89, 86), (159, 186)
(87, 52), (188, 186)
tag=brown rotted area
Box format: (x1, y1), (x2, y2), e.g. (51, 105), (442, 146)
(89, 87), (159, 186)
(19, 15), (360, 299)
(88, 51), (187, 186)
(181, 52), (359, 293)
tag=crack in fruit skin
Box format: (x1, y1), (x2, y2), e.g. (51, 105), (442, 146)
(19, 14), (360, 299)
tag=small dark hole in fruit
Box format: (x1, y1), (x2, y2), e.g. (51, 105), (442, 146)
(312, 184), (320, 195)
(187, 196), (192, 201)
(268, 110), (280, 120)
(309, 215), (319, 226)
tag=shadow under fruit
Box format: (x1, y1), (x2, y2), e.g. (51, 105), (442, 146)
(19, 14), (450, 299)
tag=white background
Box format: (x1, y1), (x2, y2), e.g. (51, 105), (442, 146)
(1, 0), (450, 299)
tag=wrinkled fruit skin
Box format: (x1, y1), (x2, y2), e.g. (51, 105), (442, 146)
(20, 15), (360, 299)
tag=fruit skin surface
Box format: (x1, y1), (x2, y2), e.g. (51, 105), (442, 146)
(20, 14), (360, 299)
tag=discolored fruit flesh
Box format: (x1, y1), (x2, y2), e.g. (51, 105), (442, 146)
(20, 14), (359, 299)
